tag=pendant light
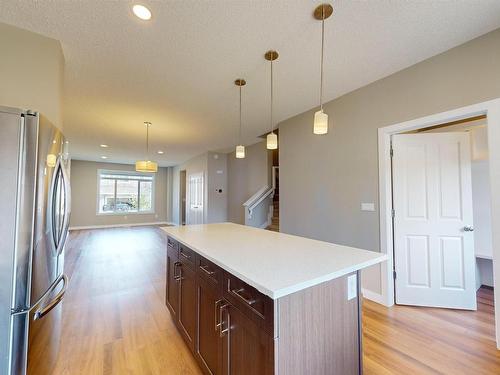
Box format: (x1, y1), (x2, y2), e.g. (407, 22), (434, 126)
(313, 4), (333, 135)
(135, 121), (158, 173)
(235, 78), (246, 159)
(265, 50), (279, 149)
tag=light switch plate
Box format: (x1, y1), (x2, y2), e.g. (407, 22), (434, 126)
(361, 202), (375, 211)
(347, 274), (357, 300)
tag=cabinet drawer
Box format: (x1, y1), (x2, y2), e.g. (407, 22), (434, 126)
(223, 273), (274, 334)
(179, 244), (196, 268)
(167, 236), (179, 256)
(197, 256), (223, 288)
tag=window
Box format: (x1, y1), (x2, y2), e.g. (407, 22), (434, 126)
(97, 170), (154, 214)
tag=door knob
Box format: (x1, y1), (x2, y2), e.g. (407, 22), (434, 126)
(463, 226), (474, 232)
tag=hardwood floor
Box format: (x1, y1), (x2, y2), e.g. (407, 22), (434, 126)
(50, 226), (202, 375)
(44, 226), (500, 374)
(363, 287), (500, 375)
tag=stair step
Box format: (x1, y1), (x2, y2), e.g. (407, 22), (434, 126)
(266, 224), (279, 232)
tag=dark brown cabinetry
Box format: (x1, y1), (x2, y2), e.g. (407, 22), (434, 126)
(178, 261), (197, 351)
(221, 303), (274, 375)
(196, 275), (223, 374)
(166, 241), (179, 318)
(165, 235), (361, 375)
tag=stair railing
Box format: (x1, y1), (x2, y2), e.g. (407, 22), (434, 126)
(243, 186), (274, 226)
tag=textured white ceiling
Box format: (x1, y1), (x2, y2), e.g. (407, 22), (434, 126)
(1, 0), (500, 166)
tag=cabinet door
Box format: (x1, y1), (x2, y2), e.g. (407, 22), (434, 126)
(166, 247), (179, 318)
(222, 304), (274, 375)
(178, 263), (197, 351)
(196, 276), (223, 374)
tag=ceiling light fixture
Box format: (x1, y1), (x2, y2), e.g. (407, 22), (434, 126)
(265, 50), (279, 150)
(100, 144), (109, 148)
(101, 156), (108, 159)
(132, 4), (152, 20)
(157, 150), (164, 155)
(313, 4), (333, 135)
(234, 78), (246, 159)
(135, 122), (158, 173)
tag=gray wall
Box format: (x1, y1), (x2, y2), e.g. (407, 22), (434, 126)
(207, 152), (228, 223)
(227, 141), (273, 224)
(172, 152), (228, 225)
(278, 28), (500, 294)
(0, 22), (64, 129)
(69, 160), (170, 228)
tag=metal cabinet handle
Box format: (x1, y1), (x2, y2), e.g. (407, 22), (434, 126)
(215, 299), (223, 332)
(231, 288), (256, 306)
(34, 274), (68, 320)
(200, 264), (215, 276)
(180, 251), (191, 260)
(463, 226), (474, 232)
(219, 303), (230, 337)
(173, 262), (182, 281)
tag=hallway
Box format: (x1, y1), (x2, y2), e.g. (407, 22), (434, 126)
(44, 226), (500, 374)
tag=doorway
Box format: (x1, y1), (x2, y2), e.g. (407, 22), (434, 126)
(187, 172), (204, 225)
(377, 99), (500, 347)
(391, 118), (492, 310)
(179, 170), (187, 225)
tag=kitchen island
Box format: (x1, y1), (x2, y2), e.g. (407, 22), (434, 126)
(162, 223), (386, 375)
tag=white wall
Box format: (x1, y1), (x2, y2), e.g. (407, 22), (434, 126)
(278, 28), (500, 295)
(0, 22), (64, 129)
(69, 160), (170, 228)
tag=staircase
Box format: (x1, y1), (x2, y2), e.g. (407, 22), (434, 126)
(266, 193), (279, 232)
(267, 167), (279, 232)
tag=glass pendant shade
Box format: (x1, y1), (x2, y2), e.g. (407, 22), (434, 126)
(267, 132), (278, 150)
(46, 154), (57, 168)
(235, 145), (245, 159)
(313, 109), (328, 135)
(135, 160), (158, 173)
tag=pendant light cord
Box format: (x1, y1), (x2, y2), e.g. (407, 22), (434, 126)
(320, 6), (325, 111)
(145, 122), (150, 161)
(239, 85), (242, 143)
(270, 58), (274, 133)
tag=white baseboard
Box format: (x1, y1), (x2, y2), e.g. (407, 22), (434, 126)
(69, 221), (172, 231)
(361, 288), (388, 306)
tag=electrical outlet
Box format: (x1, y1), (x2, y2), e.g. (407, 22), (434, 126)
(361, 202), (375, 211)
(347, 274), (357, 300)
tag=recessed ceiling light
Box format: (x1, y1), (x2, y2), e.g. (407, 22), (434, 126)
(101, 156), (108, 159)
(132, 4), (152, 20)
(157, 150), (164, 154)
(100, 144), (109, 148)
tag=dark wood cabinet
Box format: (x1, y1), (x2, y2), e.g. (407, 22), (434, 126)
(166, 245), (179, 318)
(221, 303), (274, 375)
(178, 262), (197, 351)
(166, 235), (362, 375)
(196, 275), (223, 374)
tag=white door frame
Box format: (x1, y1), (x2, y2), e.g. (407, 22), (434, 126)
(378, 98), (500, 348)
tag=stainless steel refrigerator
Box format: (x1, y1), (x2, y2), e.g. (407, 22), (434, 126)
(0, 106), (71, 375)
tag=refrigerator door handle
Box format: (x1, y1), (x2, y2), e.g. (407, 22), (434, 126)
(48, 156), (71, 257)
(33, 274), (68, 321)
(11, 273), (68, 316)
(55, 162), (71, 256)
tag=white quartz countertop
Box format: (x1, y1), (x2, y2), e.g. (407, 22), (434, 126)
(162, 223), (386, 300)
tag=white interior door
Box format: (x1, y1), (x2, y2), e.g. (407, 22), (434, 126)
(392, 132), (476, 310)
(187, 172), (204, 225)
